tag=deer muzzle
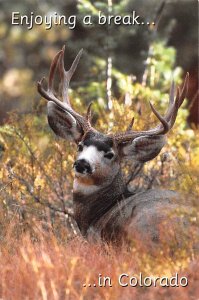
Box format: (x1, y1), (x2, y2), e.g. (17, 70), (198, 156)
(73, 159), (92, 175)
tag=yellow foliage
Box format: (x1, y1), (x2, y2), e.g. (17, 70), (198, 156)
(0, 88), (198, 300)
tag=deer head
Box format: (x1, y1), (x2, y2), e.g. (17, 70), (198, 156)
(37, 46), (189, 197)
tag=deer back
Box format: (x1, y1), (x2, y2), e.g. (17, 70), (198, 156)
(87, 189), (197, 251)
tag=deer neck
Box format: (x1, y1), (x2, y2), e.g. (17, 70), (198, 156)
(73, 170), (127, 236)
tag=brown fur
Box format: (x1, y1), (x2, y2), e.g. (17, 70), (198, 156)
(75, 176), (95, 186)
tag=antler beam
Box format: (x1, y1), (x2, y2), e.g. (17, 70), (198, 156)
(37, 46), (93, 133)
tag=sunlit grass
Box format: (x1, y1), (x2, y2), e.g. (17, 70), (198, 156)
(0, 222), (198, 300)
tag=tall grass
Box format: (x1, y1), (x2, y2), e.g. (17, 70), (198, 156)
(0, 105), (198, 299)
(0, 218), (198, 300)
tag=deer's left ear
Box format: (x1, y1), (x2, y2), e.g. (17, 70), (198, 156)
(119, 135), (167, 163)
(47, 101), (83, 143)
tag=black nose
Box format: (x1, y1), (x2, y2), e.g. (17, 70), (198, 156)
(74, 159), (92, 174)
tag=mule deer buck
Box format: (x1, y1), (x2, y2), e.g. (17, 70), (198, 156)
(38, 46), (194, 249)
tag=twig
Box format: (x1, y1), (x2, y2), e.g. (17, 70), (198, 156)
(0, 177), (14, 193)
(55, 144), (67, 212)
(146, 169), (159, 190)
(13, 128), (62, 200)
(125, 163), (144, 186)
(6, 165), (74, 219)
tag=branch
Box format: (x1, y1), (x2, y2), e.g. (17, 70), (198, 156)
(13, 128), (62, 200)
(125, 163), (144, 186)
(6, 165), (74, 219)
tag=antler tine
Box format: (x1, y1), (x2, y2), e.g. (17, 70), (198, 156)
(169, 80), (175, 105)
(37, 50), (63, 106)
(49, 49), (63, 92)
(37, 49), (67, 109)
(160, 80), (176, 124)
(67, 48), (83, 80)
(86, 102), (93, 124)
(126, 117), (135, 132)
(38, 46), (95, 134)
(164, 73), (189, 128)
(170, 87), (181, 127)
(149, 101), (169, 133)
(59, 46), (83, 105)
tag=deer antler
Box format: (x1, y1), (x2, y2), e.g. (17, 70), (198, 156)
(38, 46), (189, 143)
(114, 73), (189, 143)
(37, 46), (94, 133)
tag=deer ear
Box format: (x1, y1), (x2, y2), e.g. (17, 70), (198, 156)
(120, 135), (166, 163)
(47, 101), (83, 142)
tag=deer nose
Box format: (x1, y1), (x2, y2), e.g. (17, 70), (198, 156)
(73, 159), (92, 174)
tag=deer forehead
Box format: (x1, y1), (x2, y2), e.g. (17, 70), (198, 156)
(78, 145), (106, 163)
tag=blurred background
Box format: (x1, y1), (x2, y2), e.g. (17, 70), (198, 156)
(0, 0), (198, 125)
(0, 3), (198, 297)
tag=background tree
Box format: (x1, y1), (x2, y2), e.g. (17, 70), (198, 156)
(0, 0), (197, 123)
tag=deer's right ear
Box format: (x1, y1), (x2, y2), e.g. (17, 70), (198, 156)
(119, 135), (167, 163)
(47, 102), (83, 143)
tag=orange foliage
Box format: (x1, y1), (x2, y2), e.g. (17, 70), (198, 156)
(0, 96), (198, 299)
(0, 222), (198, 300)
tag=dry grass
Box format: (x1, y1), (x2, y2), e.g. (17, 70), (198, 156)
(0, 220), (198, 300)
(0, 113), (198, 300)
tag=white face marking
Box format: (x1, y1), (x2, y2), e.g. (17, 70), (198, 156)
(78, 145), (103, 168)
(73, 178), (101, 195)
(73, 144), (119, 196)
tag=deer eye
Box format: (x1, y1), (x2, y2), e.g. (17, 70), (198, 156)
(77, 144), (83, 152)
(104, 152), (114, 160)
